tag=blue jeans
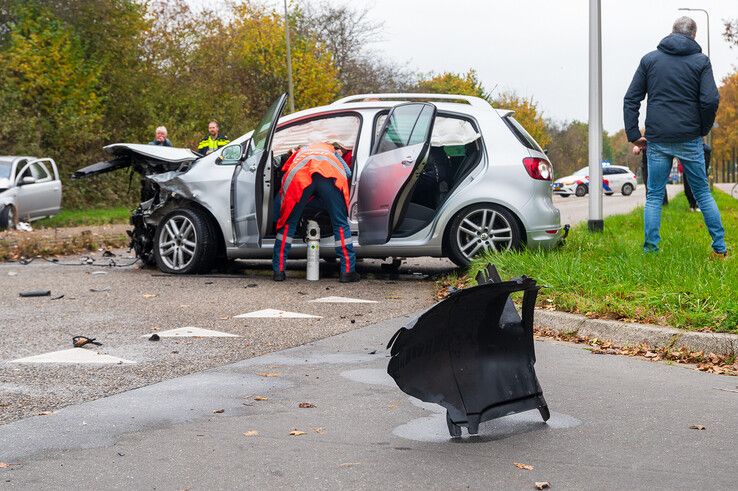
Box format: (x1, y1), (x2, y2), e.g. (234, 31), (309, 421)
(273, 175), (356, 273)
(644, 138), (726, 253)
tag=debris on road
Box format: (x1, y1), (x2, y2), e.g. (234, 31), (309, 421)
(19, 290), (51, 297)
(8, 271), (18, 276)
(243, 430), (259, 437)
(36, 411), (53, 416)
(0, 462), (18, 468)
(298, 402), (315, 408)
(148, 334), (160, 342)
(213, 408), (225, 414)
(142, 293), (157, 299)
(50, 295), (65, 300)
(90, 287), (111, 292)
(253, 396), (268, 401)
(257, 372), (281, 377)
(534, 482), (551, 489)
(387, 265), (549, 437)
(514, 463), (534, 471)
(289, 430), (306, 436)
(689, 424), (706, 430)
(73, 336), (103, 348)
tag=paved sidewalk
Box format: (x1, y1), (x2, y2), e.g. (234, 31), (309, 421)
(2, 315), (736, 489)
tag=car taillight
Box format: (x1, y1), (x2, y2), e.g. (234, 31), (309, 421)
(522, 157), (552, 181)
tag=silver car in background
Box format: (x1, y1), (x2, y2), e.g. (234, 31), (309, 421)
(74, 93), (564, 273)
(0, 156), (62, 230)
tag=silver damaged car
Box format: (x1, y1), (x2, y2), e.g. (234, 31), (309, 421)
(74, 93), (564, 273)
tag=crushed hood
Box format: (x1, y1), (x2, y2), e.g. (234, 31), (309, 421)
(73, 143), (200, 179)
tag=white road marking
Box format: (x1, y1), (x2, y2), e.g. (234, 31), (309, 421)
(309, 296), (377, 304)
(10, 349), (136, 365)
(234, 309), (322, 319)
(143, 327), (239, 338)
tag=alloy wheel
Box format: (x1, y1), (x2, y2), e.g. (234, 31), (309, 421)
(455, 208), (513, 261)
(158, 215), (197, 271)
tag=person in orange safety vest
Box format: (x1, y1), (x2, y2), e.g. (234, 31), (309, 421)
(272, 142), (358, 283)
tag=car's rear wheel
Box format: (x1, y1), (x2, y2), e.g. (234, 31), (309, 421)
(446, 204), (521, 268)
(154, 208), (216, 274)
(0, 205), (16, 231)
(575, 184), (588, 197)
(621, 183), (634, 196)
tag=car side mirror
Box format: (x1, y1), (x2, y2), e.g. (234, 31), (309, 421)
(218, 144), (243, 165)
(20, 176), (37, 185)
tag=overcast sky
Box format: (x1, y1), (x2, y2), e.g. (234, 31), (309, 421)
(197, 0), (737, 133)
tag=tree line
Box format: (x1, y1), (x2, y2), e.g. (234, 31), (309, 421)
(0, 1), (735, 208)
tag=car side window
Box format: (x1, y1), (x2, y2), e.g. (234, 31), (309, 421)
(30, 162), (51, 181)
(374, 104), (434, 155)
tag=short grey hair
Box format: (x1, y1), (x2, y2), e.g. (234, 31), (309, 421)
(673, 16), (697, 39)
(155, 126), (167, 136)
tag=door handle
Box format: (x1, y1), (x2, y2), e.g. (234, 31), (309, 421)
(401, 157), (414, 166)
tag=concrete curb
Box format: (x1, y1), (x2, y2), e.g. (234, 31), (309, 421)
(535, 309), (738, 356)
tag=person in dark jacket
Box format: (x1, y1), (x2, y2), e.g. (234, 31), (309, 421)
(149, 126), (172, 147)
(624, 16), (726, 258)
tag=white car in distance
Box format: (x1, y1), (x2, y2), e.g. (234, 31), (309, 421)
(552, 165), (637, 197)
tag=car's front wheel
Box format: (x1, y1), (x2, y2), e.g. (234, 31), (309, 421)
(154, 208), (216, 274)
(575, 184), (588, 197)
(446, 204), (521, 268)
(621, 183), (634, 196)
(0, 205), (16, 231)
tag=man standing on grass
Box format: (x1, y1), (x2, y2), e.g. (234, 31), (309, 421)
(624, 16), (726, 258)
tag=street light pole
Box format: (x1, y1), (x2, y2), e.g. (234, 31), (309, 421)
(284, 0), (295, 113)
(588, 0), (604, 232)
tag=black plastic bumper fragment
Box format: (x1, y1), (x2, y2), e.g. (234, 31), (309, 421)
(386, 265), (549, 437)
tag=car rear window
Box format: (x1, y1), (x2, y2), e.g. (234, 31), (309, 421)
(502, 115), (544, 153)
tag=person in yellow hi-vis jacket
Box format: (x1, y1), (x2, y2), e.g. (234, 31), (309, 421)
(197, 120), (229, 155)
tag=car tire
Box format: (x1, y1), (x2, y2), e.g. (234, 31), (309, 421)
(446, 204), (521, 268)
(153, 207), (216, 274)
(574, 184), (588, 197)
(621, 183), (634, 196)
(0, 205), (16, 231)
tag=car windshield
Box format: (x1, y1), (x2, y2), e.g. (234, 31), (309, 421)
(0, 161), (11, 180)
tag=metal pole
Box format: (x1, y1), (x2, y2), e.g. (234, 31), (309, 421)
(588, 0), (603, 232)
(284, 0), (295, 113)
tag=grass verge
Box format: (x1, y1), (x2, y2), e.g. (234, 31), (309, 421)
(34, 207), (131, 228)
(466, 191), (738, 334)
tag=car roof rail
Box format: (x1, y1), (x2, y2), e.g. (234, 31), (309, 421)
(331, 93), (492, 110)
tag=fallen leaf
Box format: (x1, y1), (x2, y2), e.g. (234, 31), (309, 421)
(289, 430), (306, 436)
(243, 430), (259, 437)
(257, 372), (281, 377)
(534, 482), (551, 490)
(36, 411), (53, 416)
(142, 293), (157, 299)
(514, 462), (534, 471)
(0, 462), (17, 468)
(213, 408), (225, 414)
(298, 402), (316, 408)
(254, 396), (268, 401)
(219, 316), (230, 320)
(689, 424), (706, 430)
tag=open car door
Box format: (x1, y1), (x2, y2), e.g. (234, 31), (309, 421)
(357, 103), (436, 245)
(230, 93), (287, 248)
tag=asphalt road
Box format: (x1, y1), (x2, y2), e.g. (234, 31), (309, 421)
(1, 315), (736, 489)
(0, 184), (694, 425)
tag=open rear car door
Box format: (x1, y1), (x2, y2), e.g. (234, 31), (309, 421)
(229, 93), (287, 248)
(357, 103), (436, 245)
